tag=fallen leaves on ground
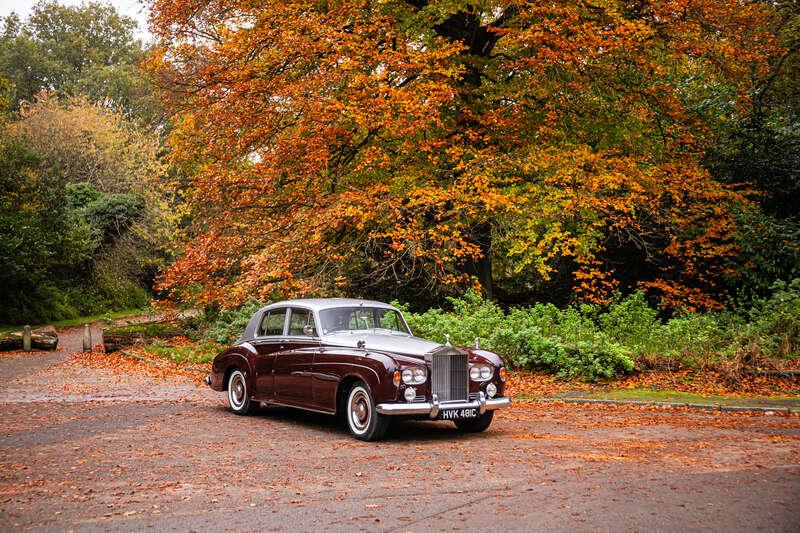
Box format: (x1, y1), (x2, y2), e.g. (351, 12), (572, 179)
(0, 349), (50, 358)
(76, 337), (798, 400)
(506, 369), (799, 399)
(69, 350), (208, 384)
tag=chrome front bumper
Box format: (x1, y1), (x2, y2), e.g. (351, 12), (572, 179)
(376, 392), (510, 418)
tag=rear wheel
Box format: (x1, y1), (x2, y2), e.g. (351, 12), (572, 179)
(453, 411), (494, 433)
(346, 382), (389, 441)
(227, 369), (256, 415)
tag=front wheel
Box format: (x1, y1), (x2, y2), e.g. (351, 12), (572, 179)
(227, 369), (256, 415)
(346, 382), (389, 441)
(453, 411), (494, 433)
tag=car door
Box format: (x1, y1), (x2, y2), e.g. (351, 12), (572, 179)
(251, 307), (289, 398)
(272, 307), (317, 406)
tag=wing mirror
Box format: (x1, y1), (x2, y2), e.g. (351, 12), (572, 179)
(302, 324), (314, 336)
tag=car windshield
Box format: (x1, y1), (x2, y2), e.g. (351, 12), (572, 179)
(319, 307), (410, 335)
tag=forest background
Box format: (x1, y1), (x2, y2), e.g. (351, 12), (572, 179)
(1, 0), (798, 379)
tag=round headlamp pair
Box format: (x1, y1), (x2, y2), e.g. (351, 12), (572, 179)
(401, 366), (426, 385)
(469, 364), (493, 381)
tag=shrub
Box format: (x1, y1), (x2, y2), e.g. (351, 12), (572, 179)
(394, 290), (504, 347)
(397, 282), (800, 380)
(560, 340), (634, 381)
(402, 292), (634, 381)
(202, 300), (265, 344)
(599, 292), (659, 348)
(742, 279), (800, 359)
(487, 324), (633, 381)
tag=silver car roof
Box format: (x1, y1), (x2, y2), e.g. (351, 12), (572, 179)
(240, 298), (401, 342)
(260, 298), (397, 313)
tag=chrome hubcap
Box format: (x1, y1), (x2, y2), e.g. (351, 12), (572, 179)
(349, 389), (371, 433)
(229, 373), (245, 409)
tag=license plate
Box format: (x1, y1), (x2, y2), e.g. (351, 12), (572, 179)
(439, 407), (478, 420)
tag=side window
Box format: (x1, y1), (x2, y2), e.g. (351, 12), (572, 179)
(259, 308), (287, 336)
(288, 308), (316, 336)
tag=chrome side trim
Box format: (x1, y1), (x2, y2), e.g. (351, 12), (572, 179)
(376, 396), (509, 416)
(263, 399), (336, 415)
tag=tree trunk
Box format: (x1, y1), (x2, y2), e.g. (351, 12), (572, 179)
(465, 223), (494, 299)
(421, 7), (508, 300)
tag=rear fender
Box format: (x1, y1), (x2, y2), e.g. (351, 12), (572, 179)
(210, 345), (256, 391)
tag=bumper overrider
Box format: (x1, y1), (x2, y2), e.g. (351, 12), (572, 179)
(376, 392), (510, 419)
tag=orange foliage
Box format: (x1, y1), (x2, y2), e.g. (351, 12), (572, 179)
(145, 1), (786, 309)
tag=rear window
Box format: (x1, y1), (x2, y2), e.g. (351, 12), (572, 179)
(258, 308), (286, 336)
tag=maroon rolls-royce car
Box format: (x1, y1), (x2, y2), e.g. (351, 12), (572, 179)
(204, 298), (510, 440)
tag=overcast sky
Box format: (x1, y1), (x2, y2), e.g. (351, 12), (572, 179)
(0, 0), (152, 40)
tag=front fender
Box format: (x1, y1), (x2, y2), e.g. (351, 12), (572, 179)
(338, 351), (403, 404)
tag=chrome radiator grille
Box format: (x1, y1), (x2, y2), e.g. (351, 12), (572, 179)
(431, 351), (468, 402)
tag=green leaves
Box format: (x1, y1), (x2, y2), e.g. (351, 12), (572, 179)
(399, 285), (800, 380)
(0, 96), (170, 324)
(0, 1), (157, 124)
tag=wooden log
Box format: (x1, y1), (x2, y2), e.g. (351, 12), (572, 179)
(744, 369), (800, 378)
(0, 329), (58, 351)
(102, 327), (183, 353)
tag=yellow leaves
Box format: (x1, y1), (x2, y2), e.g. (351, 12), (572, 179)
(145, 0), (783, 309)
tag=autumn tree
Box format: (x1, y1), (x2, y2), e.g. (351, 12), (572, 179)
(147, 0), (789, 310)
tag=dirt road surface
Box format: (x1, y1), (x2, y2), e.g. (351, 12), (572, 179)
(1, 326), (798, 532)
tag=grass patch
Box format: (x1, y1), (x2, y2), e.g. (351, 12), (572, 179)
(579, 388), (800, 406)
(0, 308), (150, 335)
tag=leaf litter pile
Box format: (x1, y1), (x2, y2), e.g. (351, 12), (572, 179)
(70, 350), (208, 385)
(506, 369), (800, 399)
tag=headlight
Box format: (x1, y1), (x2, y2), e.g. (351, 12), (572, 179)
(402, 366), (426, 384)
(469, 366), (481, 380)
(486, 383), (497, 398)
(404, 387), (416, 402)
(470, 364), (494, 381)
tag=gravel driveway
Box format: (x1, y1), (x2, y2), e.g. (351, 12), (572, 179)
(1, 327), (798, 532)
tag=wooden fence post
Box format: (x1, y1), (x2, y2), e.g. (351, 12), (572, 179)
(82, 324), (92, 352)
(22, 325), (31, 352)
